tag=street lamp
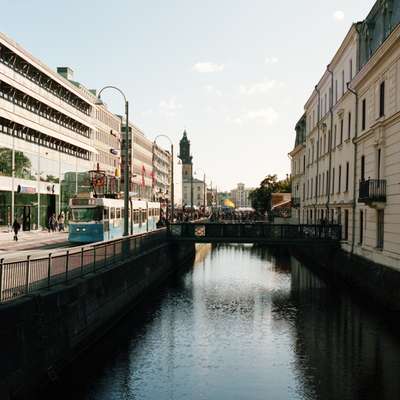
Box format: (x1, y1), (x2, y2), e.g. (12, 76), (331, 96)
(153, 134), (174, 222)
(95, 86), (129, 237)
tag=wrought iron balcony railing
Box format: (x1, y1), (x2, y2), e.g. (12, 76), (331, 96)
(292, 197), (301, 208)
(358, 179), (386, 204)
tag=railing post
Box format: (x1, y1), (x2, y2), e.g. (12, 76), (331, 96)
(80, 247), (84, 276)
(0, 258), (3, 302)
(47, 253), (52, 288)
(65, 250), (69, 282)
(25, 255), (30, 294)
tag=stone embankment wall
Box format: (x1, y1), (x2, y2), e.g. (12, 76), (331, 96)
(292, 245), (400, 311)
(0, 234), (195, 400)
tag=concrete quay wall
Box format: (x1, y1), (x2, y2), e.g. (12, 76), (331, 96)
(292, 245), (400, 311)
(0, 237), (195, 399)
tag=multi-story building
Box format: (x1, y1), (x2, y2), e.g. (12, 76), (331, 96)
(290, 0), (400, 269)
(152, 142), (171, 203)
(230, 183), (254, 208)
(0, 33), (98, 230)
(56, 67), (122, 193)
(121, 120), (153, 200)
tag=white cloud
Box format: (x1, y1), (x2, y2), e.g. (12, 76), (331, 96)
(159, 97), (182, 117)
(265, 56), (279, 65)
(333, 10), (345, 22)
(227, 107), (279, 126)
(239, 79), (284, 95)
(193, 62), (224, 73)
(204, 84), (222, 96)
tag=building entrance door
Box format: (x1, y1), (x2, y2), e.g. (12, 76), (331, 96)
(23, 205), (31, 231)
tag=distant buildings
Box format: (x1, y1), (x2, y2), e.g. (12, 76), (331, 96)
(289, 0), (400, 268)
(230, 183), (254, 208)
(152, 142), (172, 203)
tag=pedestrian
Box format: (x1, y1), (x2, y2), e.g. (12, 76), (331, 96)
(12, 218), (20, 241)
(58, 212), (65, 232)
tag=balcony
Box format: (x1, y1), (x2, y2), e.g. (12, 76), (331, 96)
(358, 179), (386, 207)
(292, 197), (301, 208)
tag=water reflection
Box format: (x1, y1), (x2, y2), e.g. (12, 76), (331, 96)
(41, 244), (400, 400)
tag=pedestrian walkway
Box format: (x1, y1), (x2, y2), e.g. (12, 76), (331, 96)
(0, 230), (70, 258)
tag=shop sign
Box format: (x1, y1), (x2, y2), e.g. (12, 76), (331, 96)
(17, 185), (36, 194)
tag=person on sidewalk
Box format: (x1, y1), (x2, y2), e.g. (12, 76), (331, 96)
(58, 212), (65, 232)
(12, 219), (21, 241)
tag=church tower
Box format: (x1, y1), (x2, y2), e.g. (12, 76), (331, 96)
(178, 130), (193, 183)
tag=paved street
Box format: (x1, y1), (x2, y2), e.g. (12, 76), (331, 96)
(0, 230), (71, 259)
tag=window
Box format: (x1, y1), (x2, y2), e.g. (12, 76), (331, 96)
(345, 162), (349, 192)
(344, 210), (349, 241)
(359, 210), (364, 244)
(377, 148), (381, 180)
(340, 119), (344, 144)
(332, 168), (335, 195)
(361, 155), (365, 181)
(335, 80), (338, 103)
(116, 208), (121, 219)
(379, 81), (385, 118)
(326, 170), (329, 194)
(348, 112), (352, 139)
(324, 93), (327, 114)
(334, 125), (337, 147)
(311, 178), (313, 198)
(110, 207), (116, 219)
(342, 70), (345, 96)
(349, 59), (353, 81)
(377, 210), (384, 249)
(362, 98), (366, 130)
(322, 173), (325, 196)
(338, 165), (342, 193)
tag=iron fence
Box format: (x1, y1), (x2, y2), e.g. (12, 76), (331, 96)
(169, 223), (342, 242)
(0, 229), (167, 303)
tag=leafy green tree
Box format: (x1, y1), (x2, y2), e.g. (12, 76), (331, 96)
(249, 174), (292, 219)
(0, 148), (33, 179)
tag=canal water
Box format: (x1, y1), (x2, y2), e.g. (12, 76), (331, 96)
(43, 244), (400, 400)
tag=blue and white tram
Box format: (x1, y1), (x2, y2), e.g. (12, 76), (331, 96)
(68, 197), (160, 243)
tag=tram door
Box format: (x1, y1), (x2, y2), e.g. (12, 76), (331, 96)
(22, 205), (31, 231)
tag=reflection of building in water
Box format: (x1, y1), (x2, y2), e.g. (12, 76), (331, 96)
(0, 33), (121, 230)
(289, 257), (400, 400)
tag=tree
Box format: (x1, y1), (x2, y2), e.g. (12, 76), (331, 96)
(249, 174), (292, 219)
(0, 148), (33, 179)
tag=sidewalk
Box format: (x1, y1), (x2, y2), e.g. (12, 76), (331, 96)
(0, 230), (70, 257)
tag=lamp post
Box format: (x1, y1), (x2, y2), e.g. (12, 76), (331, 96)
(96, 86), (129, 237)
(153, 135), (174, 222)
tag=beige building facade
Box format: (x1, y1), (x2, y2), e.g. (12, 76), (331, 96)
(290, 1), (400, 269)
(230, 183), (254, 208)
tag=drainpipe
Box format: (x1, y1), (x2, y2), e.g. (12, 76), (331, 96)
(327, 65), (334, 222)
(314, 85), (321, 222)
(348, 83), (358, 254)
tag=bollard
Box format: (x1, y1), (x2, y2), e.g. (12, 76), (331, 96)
(0, 258), (3, 302)
(47, 253), (52, 288)
(25, 255), (30, 294)
(65, 250), (69, 282)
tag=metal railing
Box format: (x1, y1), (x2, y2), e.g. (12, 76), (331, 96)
(292, 197), (301, 208)
(358, 179), (386, 203)
(0, 229), (167, 303)
(169, 223), (341, 242)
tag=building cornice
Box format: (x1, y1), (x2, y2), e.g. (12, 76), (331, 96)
(351, 23), (400, 89)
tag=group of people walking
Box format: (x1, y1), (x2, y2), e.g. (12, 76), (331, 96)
(48, 212), (65, 232)
(10, 211), (66, 241)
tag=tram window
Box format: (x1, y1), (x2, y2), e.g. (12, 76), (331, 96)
(134, 210), (139, 223)
(110, 208), (115, 219)
(121, 208), (125, 218)
(116, 208), (121, 219)
(103, 207), (109, 220)
(142, 210), (147, 220)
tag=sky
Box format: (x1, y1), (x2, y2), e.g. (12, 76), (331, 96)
(2, 0), (376, 191)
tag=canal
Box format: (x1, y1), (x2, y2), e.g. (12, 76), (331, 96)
(42, 244), (400, 400)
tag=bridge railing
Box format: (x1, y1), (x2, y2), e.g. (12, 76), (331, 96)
(169, 223), (342, 242)
(0, 229), (167, 303)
